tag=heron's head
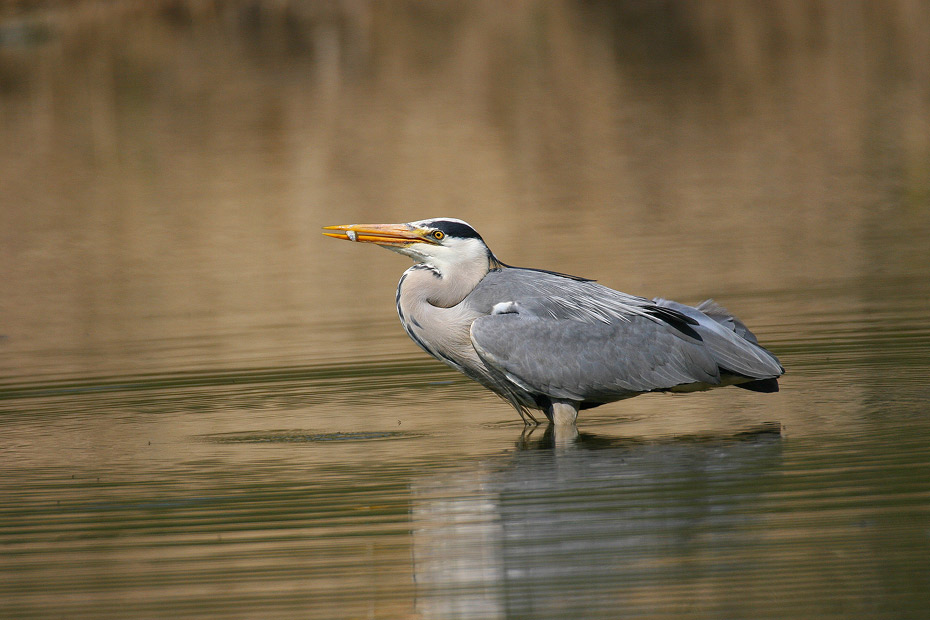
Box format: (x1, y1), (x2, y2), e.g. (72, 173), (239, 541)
(323, 217), (498, 274)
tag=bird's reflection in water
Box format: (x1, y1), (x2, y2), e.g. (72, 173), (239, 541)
(411, 423), (782, 620)
(518, 420), (782, 451)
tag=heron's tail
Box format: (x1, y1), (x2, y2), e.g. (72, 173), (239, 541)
(695, 300), (760, 344)
(654, 298), (785, 385)
(695, 299), (784, 387)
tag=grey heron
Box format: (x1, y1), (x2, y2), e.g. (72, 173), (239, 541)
(323, 218), (784, 427)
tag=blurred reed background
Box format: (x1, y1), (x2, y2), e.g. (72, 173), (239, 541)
(1, 0), (929, 384)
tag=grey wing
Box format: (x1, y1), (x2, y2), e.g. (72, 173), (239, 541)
(469, 313), (722, 404)
(466, 268), (656, 323)
(653, 298), (784, 378)
(694, 299), (759, 344)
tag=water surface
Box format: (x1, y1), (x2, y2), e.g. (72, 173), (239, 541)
(2, 2), (930, 618)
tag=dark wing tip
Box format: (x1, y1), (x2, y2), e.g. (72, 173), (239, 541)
(643, 305), (702, 340)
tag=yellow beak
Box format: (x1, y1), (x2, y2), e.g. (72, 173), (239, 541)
(322, 223), (436, 246)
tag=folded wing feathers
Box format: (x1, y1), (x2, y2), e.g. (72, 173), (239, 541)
(654, 298), (784, 378)
(467, 270), (783, 404)
(470, 313), (722, 404)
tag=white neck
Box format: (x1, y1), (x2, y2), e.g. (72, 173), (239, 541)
(392, 238), (496, 378)
(390, 237), (494, 308)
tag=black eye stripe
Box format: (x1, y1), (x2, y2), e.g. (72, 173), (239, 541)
(426, 220), (482, 240)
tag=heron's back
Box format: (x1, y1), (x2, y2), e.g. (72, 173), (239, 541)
(464, 267), (783, 404)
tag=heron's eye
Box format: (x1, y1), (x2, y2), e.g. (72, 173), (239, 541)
(431, 231), (445, 241)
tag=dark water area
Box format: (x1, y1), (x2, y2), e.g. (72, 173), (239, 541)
(2, 1), (930, 618)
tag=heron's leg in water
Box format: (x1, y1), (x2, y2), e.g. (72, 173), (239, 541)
(518, 407), (540, 426)
(517, 424), (540, 447)
(545, 400), (579, 426)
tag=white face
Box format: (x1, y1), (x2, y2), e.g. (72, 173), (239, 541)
(388, 223), (490, 272)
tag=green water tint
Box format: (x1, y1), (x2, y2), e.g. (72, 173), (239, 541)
(201, 429), (426, 443)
